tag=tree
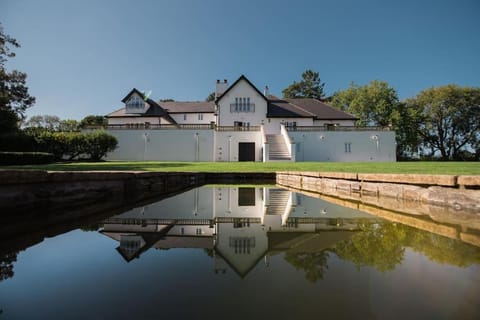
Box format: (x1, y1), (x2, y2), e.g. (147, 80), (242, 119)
(282, 69), (325, 99)
(331, 80), (398, 127)
(407, 85), (480, 160)
(205, 92), (215, 102)
(58, 119), (80, 132)
(0, 23), (35, 131)
(24, 114), (60, 131)
(79, 115), (107, 128)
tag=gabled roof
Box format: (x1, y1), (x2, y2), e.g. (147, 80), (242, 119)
(267, 96), (359, 120)
(109, 88), (177, 124)
(216, 75), (269, 103)
(121, 88), (146, 103)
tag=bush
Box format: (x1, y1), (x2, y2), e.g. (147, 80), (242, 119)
(82, 131), (118, 161)
(0, 152), (55, 165)
(0, 132), (39, 152)
(35, 130), (117, 161)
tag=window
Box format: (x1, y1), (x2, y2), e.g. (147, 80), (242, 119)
(229, 237), (255, 254)
(345, 143), (352, 153)
(230, 97), (254, 113)
(183, 114), (187, 121)
(126, 95), (145, 110)
(198, 113), (203, 120)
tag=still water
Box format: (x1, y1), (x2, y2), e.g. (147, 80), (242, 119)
(1, 186), (479, 319)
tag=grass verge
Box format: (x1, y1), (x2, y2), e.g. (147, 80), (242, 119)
(1, 161), (479, 175)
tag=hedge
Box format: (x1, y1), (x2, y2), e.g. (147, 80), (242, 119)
(0, 152), (55, 165)
(36, 131), (118, 161)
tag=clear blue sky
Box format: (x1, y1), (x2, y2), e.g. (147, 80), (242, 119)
(1, 0), (479, 120)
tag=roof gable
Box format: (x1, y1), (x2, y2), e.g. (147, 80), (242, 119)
(216, 75), (268, 103)
(121, 88), (147, 103)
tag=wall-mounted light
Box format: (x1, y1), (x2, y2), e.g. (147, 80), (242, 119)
(319, 135), (325, 140)
(370, 135), (379, 150)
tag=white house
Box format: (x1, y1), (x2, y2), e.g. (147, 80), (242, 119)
(106, 75), (396, 162)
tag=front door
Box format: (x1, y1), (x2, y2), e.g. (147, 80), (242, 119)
(238, 142), (255, 161)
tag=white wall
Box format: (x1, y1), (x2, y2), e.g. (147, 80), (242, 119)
(108, 117), (164, 125)
(313, 119), (356, 126)
(289, 130), (396, 162)
(217, 79), (268, 127)
(170, 113), (216, 125)
(106, 129), (215, 161)
(214, 187), (265, 219)
(214, 131), (263, 161)
(264, 118), (313, 134)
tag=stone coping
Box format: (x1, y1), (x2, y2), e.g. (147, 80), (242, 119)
(277, 171), (479, 188)
(0, 169), (478, 188)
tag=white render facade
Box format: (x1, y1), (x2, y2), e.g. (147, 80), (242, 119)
(106, 75), (396, 162)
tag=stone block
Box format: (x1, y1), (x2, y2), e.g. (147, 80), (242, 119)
(358, 173), (457, 187)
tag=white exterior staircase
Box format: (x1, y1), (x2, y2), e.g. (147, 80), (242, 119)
(266, 134), (291, 161)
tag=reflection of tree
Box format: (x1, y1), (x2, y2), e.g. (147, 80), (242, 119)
(405, 227), (480, 267)
(80, 223), (100, 232)
(283, 222), (480, 283)
(0, 251), (18, 282)
(335, 223), (406, 272)
(285, 251), (329, 282)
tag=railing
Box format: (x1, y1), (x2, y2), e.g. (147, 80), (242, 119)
(107, 124), (213, 130)
(215, 125), (260, 132)
(280, 124), (295, 161)
(106, 124), (261, 131)
(285, 126), (392, 132)
(230, 103), (255, 113)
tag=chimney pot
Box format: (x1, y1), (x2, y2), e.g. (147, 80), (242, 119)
(216, 79), (220, 83)
(264, 85), (269, 96)
(224, 79), (227, 83)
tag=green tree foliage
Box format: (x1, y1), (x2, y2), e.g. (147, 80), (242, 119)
(334, 223), (407, 272)
(79, 115), (107, 128)
(205, 92), (215, 102)
(284, 251), (330, 282)
(58, 119), (80, 132)
(0, 23), (35, 131)
(284, 222), (480, 282)
(24, 115), (60, 131)
(282, 69), (326, 99)
(36, 131), (117, 161)
(83, 130), (118, 161)
(330, 80), (421, 158)
(406, 85), (480, 160)
(331, 80), (398, 127)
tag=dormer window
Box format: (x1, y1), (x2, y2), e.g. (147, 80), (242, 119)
(126, 95), (146, 113)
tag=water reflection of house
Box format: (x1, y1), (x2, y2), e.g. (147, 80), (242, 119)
(101, 187), (376, 274)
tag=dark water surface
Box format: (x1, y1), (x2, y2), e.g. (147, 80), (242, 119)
(1, 186), (479, 320)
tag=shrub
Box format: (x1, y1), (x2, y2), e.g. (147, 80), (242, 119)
(82, 131), (118, 161)
(0, 152), (55, 165)
(0, 132), (39, 152)
(34, 130), (117, 161)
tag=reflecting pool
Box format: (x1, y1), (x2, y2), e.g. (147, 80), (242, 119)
(1, 186), (479, 319)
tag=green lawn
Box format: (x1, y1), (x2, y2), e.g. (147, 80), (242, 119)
(2, 161), (479, 175)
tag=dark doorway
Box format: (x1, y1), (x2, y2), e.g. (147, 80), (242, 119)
(238, 142), (255, 161)
(238, 188), (256, 206)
